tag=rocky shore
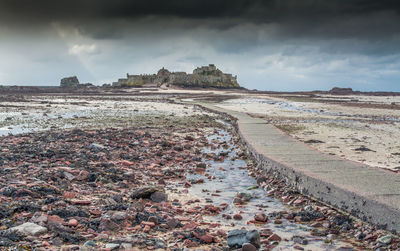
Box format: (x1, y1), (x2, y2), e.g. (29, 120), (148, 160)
(0, 93), (398, 250)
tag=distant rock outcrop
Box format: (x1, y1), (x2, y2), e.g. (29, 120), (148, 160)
(329, 87), (354, 95)
(112, 64), (240, 89)
(60, 76), (79, 88)
(60, 76), (96, 88)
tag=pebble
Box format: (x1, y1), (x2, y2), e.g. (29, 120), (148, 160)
(105, 243), (120, 250)
(68, 219), (79, 227)
(242, 242), (257, 251)
(254, 212), (268, 222)
(83, 240), (97, 247)
(267, 233), (282, 242)
(233, 214), (243, 220)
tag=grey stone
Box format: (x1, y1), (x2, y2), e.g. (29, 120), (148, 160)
(105, 243), (120, 250)
(83, 240), (97, 247)
(9, 222), (47, 236)
(80, 246), (95, 251)
(227, 229), (260, 249)
(64, 172), (75, 181)
(166, 218), (180, 229)
(98, 218), (120, 232)
(150, 191), (168, 202)
(89, 143), (107, 151)
(120, 243), (133, 250)
(30, 213), (48, 226)
(155, 241), (166, 249)
(111, 211), (127, 221)
(377, 235), (392, 245)
(293, 236), (308, 245)
(130, 186), (162, 199)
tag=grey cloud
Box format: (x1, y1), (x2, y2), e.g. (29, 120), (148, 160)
(1, 0), (400, 91)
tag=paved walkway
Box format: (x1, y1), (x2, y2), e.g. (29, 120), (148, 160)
(201, 103), (400, 232)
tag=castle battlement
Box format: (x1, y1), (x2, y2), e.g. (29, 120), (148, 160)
(113, 64), (240, 88)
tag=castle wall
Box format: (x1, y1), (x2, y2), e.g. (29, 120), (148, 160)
(113, 64), (240, 88)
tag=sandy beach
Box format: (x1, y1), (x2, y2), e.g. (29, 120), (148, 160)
(214, 93), (400, 171)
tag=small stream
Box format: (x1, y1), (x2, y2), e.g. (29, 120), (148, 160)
(186, 125), (356, 250)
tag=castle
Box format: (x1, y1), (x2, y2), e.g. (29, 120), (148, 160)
(112, 64), (240, 88)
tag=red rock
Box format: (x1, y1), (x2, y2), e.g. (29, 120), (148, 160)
(200, 234), (214, 243)
(63, 192), (76, 199)
(183, 239), (198, 248)
(233, 214), (243, 220)
(186, 208), (198, 213)
(282, 196), (291, 203)
(121, 160), (134, 166)
(293, 199), (304, 206)
(48, 215), (64, 224)
(267, 233), (282, 242)
(143, 225), (151, 233)
(182, 221), (199, 231)
(76, 170), (89, 181)
(141, 221), (156, 227)
(20, 212), (33, 218)
(365, 234), (376, 240)
(71, 200), (91, 205)
(274, 219), (282, 224)
(311, 222), (323, 228)
(90, 209), (102, 217)
(294, 245), (304, 250)
(217, 229), (227, 237)
(42, 241), (50, 246)
(254, 213), (268, 222)
(68, 219), (79, 227)
(242, 243), (257, 251)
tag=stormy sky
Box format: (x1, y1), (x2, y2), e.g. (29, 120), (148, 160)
(1, 0), (400, 91)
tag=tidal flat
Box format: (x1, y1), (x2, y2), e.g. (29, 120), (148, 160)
(0, 92), (398, 250)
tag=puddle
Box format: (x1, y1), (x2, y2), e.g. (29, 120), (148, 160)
(184, 126), (358, 250)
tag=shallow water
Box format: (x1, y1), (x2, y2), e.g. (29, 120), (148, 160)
(186, 127), (357, 250)
(225, 97), (400, 122)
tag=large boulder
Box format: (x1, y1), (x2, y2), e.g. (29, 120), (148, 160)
(130, 186), (163, 199)
(60, 76), (79, 88)
(9, 222), (48, 236)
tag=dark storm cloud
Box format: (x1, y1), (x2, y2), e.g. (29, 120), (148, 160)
(1, 0), (400, 91)
(2, 0), (400, 46)
(1, 0), (400, 24)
